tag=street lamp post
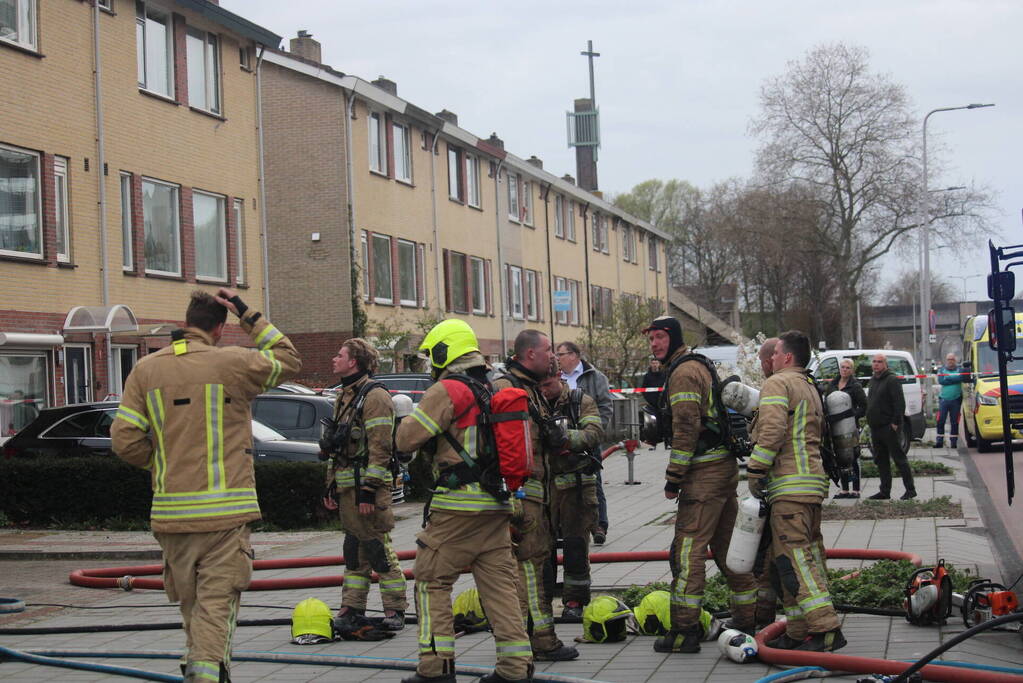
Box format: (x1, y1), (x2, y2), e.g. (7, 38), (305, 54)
(919, 103), (994, 368)
(949, 273), (985, 302)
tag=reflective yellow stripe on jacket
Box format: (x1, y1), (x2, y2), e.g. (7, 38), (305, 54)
(146, 389), (168, 492)
(430, 482), (511, 513)
(151, 488), (260, 520)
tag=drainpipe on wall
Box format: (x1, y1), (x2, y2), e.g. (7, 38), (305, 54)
(428, 129), (442, 311)
(581, 203), (592, 351)
(540, 182), (554, 341)
(91, 0), (114, 395)
(342, 89), (358, 328)
(493, 159), (507, 357)
(255, 45), (271, 317)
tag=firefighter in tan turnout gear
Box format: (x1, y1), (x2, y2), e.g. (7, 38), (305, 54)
(644, 316), (757, 654)
(322, 338), (407, 634)
(746, 329), (846, 652)
(537, 372), (604, 621)
(112, 289), (301, 683)
(395, 319), (532, 683)
(493, 330), (579, 662)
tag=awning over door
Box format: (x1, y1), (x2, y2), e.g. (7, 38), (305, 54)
(63, 305), (138, 334)
(0, 333), (65, 348)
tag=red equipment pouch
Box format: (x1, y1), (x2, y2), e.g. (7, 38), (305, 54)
(490, 387), (533, 491)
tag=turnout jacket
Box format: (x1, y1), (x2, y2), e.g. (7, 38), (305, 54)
(663, 345), (731, 489)
(395, 351), (512, 515)
(547, 383), (604, 485)
(111, 312), (301, 533)
(749, 366), (828, 504)
(493, 361), (551, 503)
(331, 374), (395, 491)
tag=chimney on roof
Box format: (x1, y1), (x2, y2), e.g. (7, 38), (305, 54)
(290, 30), (321, 64)
(372, 76), (397, 96)
(574, 98), (598, 192)
(562, 174), (576, 185)
(435, 109), (458, 126)
(527, 155), (543, 169)
(486, 133), (504, 150)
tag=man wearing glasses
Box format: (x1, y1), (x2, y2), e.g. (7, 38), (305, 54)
(555, 341), (612, 543)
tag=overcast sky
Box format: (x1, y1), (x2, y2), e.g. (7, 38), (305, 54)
(225, 0), (1019, 303)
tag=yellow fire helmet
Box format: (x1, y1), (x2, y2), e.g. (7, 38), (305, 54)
(634, 590), (670, 636)
(582, 595), (635, 643)
(291, 597), (334, 644)
(453, 587), (489, 633)
(419, 319), (479, 372)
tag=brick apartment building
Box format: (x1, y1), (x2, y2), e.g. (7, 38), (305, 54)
(261, 33), (671, 385)
(0, 0), (280, 424)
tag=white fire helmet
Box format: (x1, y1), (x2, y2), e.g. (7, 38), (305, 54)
(717, 628), (758, 663)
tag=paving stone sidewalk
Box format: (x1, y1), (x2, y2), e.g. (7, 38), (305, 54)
(1, 440), (1020, 682)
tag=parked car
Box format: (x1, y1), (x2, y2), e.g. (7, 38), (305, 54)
(808, 348), (925, 453)
(325, 373), (434, 404)
(252, 393), (335, 442)
(264, 382), (320, 395)
(2, 401), (319, 463)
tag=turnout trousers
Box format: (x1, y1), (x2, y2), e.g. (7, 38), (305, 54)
(338, 486), (407, 611)
(550, 479), (597, 605)
(514, 497), (562, 653)
(669, 460), (757, 631)
(413, 510), (532, 680)
(769, 500), (840, 638)
(155, 524), (253, 682)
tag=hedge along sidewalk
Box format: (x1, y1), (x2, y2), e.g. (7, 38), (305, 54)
(0, 457), (332, 532)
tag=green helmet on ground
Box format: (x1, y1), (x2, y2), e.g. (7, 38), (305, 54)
(634, 590), (670, 635)
(453, 587), (489, 633)
(582, 595), (634, 643)
(291, 597), (333, 644)
(420, 319), (479, 372)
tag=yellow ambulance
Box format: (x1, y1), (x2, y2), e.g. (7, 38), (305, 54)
(961, 312), (1023, 452)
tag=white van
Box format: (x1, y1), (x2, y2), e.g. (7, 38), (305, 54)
(807, 349), (925, 452)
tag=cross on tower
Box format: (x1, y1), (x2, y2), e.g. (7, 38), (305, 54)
(580, 40), (600, 106)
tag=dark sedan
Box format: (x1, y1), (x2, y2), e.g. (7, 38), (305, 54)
(324, 372), (434, 403)
(251, 393), (335, 442)
(2, 402), (321, 463)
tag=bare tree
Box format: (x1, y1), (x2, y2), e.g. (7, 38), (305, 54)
(881, 270), (956, 306)
(588, 296), (663, 388)
(751, 43), (993, 343)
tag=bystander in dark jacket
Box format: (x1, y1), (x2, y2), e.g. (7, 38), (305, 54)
(865, 355), (915, 500)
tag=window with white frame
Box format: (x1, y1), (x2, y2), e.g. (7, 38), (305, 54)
(648, 236), (659, 271)
(136, 2), (173, 97)
(0, 351), (48, 423)
(120, 173), (133, 270)
(525, 269), (539, 320)
(142, 178), (180, 275)
(509, 265), (523, 319)
(193, 191), (226, 281)
(398, 239), (417, 305)
(186, 27), (220, 114)
(470, 257), (485, 314)
(393, 122), (412, 183)
(0, 144), (41, 258)
(554, 195), (564, 238)
(447, 145), (463, 201)
(466, 154), (481, 208)
(233, 198), (246, 285)
(592, 213), (608, 253)
(623, 224), (635, 263)
(507, 172), (519, 221)
(360, 231), (369, 300)
(566, 200), (576, 241)
(110, 345), (137, 398)
(521, 180), (533, 226)
(368, 112), (386, 174)
(54, 156), (70, 263)
(372, 233), (392, 303)
(448, 251), (468, 313)
(0, 0), (36, 51)
(568, 279), (580, 325)
(98, 0), (112, 10)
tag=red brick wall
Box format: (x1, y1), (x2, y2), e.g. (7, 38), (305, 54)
(172, 14), (188, 106)
(287, 330), (353, 387)
(40, 153), (57, 267)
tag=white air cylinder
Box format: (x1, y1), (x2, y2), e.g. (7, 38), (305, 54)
(726, 496), (766, 574)
(825, 391), (857, 466)
(721, 379), (760, 418)
(392, 393), (414, 420)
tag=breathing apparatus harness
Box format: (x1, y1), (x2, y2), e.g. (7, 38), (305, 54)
(319, 378), (389, 502)
(653, 352), (751, 460)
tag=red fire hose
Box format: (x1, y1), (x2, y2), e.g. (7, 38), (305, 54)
(755, 619), (1021, 683)
(69, 548), (921, 591)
